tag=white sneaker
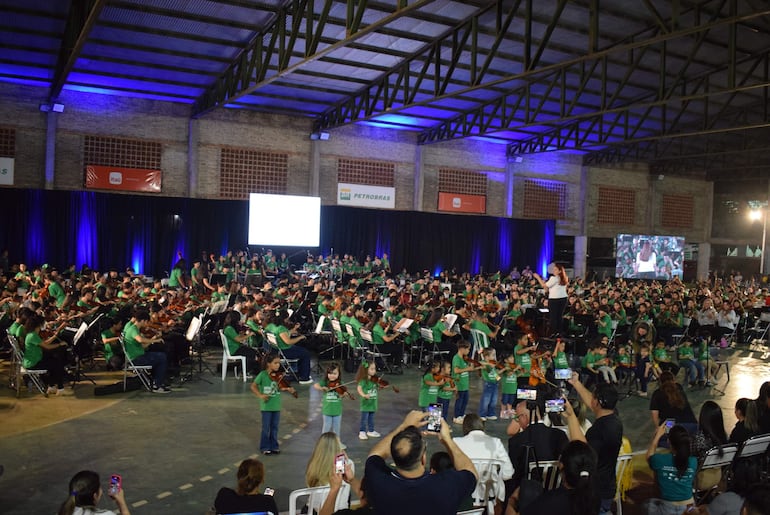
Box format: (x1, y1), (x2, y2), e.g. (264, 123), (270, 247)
(46, 386), (57, 395)
(56, 388), (73, 396)
(453, 415), (465, 424)
(480, 416), (487, 421)
(359, 431), (368, 440)
(487, 415), (498, 421)
(299, 378), (314, 385)
(366, 431), (381, 438)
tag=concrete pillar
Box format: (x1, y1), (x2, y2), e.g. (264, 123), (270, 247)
(187, 118), (199, 197)
(574, 235), (588, 278)
(413, 145), (424, 211)
(697, 242), (711, 281)
(310, 140), (321, 196)
(44, 111), (57, 189)
(505, 159), (515, 217)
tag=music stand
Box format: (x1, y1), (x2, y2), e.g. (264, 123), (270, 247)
(363, 300), (379, 313)
(71, 322), (97, 385)
(210, 273), (227, 286)
(180, 314), (214, 383)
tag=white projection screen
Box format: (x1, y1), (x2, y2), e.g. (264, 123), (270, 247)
(248, 193), (321, 247)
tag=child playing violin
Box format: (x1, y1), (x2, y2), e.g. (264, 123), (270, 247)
(313, 362), (353, 441)
(418, 360), (444, 411)
(356, 360), (383, 440)
(451, 340), (478, 424)
(436, 360), (457, 422)
(500, 353), (521, 419)
(478, 348), (501, 421)
(251, 352), (296, 455)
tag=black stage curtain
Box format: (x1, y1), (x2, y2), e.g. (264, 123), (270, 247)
(0, 189), (553, 277)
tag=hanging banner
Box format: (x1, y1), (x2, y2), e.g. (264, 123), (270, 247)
(337, 182), (395, 209)
(85, 165), (162, 193)
(0, 157), (14, 185)
(438, 192), (486, 214)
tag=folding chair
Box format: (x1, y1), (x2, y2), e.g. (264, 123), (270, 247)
(288, 483), (350, 515)
(748, 312), (770, 349)
(359, 328), (392, 373)
(218, 330), (246, 382)
(671, 317), (692, 346)
(528, 460), (562, 490)
(120, 338), (154, 392)
(735, 433), (770, 460)
(7, 333), (48, 397)
(692, 444), (739, 504)
(265, 332), (300, 382)
(614, 454), (633, 515)
(419, 327), (450, 365)
(457, 509), (485, 515)
(470, 459), (505, 515)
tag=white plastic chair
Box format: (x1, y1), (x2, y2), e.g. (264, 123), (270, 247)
(614, 454), (633, 515)
(7, 332), (48, 397)
(218, 330), (246, 382)
(469, 328), (490, 359)
(457, 509), (485, 515)
(528, 460), (562, 490)
(470, 459), (505, 515)
(288, 483), (350, 515)
(120, 337), (154, 392)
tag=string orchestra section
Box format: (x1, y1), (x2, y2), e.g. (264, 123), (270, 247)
(2, 249), (768, 404)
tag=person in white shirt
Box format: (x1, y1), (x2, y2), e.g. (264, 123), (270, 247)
(533, 263), (569, 336)
(453, 414), (515, 510)
(717, 304), (739, 337)
(697, 298), (720, 341)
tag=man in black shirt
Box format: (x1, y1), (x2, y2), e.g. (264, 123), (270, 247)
(507, 385), (569, 485)
(566, 374), (623, 515)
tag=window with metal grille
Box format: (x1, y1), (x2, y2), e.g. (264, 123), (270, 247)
(83, 135), (161, 169)
(522, 178), (567, 219)
(220, 148), (288, 199)
(661, 194), (694, 228)
(0, 127), (16, 158)
(597, 186), (635, 225)
(438, 168), (486, 195)
(337, 158), (395, 186)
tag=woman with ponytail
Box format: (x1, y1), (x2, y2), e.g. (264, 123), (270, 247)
(213, 458), (278, 514)
(58, 470), (129, 515)
(645, 424), (697, 514)
(533, 262), (569, 336)
(506, 440), (599, 515)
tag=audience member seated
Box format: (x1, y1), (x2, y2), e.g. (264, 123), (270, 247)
(645, 423), (696, 515)
(306, 432), (360, 498)
(508, 385), (569, 486)
(364, 410), (477, 515)
(506, 440), (599, 515)
(59, 470), (130, 515)
(757, 382), (770, 434)
(319, 470), (371, 515)
(453, 413), (514, 509)
(691, 400), (728, 491)
(211, 458), (277, 515)
(693, 458), (763, 515)
(430, 451), (474, 512)
(739, 482), (770, 515)
(649, 371), (697, 436)
(729, 398), (751, 444)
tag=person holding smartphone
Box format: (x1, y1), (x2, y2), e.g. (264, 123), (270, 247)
(58, 470), (130, 515)
(213, 458), (278, 515)
(643, 423), (697, 514)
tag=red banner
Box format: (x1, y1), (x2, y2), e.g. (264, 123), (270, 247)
(438, 192), (486, 214)
(85, 165), (162, 193)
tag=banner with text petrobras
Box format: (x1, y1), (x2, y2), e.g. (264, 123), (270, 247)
(337, 183), (395, 209)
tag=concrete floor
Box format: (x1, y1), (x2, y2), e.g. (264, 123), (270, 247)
(0, 344), (768, 515)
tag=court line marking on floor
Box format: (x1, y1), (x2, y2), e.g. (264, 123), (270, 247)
(156, 491), (172, 499)
(200, 475), (213, 482)
(179, 483), (193, 491)
(218, 468), (230, 474)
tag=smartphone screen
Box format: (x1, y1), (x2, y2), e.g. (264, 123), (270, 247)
(426, 403), (442, 432)
(554, 368), (572, 380)
(108, 474), (121, 496)
(334, 453), (346, 474)
(664, 418), (675, 433)
(263, 487), (275, 496)
(545, 398), (565, 413)
(517, 388), (537, 401)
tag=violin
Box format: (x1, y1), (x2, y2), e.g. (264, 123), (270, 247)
(269, 371), (298, 398)
(326, 380), (355, 400)
(372, 374), (399, 393)
(433, 373), (456, 388)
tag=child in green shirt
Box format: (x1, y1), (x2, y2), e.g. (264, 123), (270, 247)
(251, 352), (296, 455)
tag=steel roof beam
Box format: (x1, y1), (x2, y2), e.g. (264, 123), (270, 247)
(191, 0), (434, 117)
(50, 0), (105, 100)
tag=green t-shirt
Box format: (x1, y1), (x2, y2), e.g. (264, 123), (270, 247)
(190, 267), (200, 284)
(697, 342), (710, 361)
(501, 369), (518, 394)
(584, 351), (603, 370)
(514, 345), (532, 374)
(597, 314), (613, 338)
(653, 347), (670, 363)
(23, 332), (42, 368)
(223, 325), (241, 355)
(553, 351), (569, 370)
(101, 328), (116, 361)
(122, 321), (144, 360)
(431, 321), (446, 343)
(678, 346), (694, 361)
(372, 323), (387, 345)
(481, 364), (499, 383)
(649, 453), (697, 502)
(319, 379), (343, 416)
(48, 282), (66, 307)
(470, 319), (492, 336)
(617, 353), (632, 367)
(359, 379), (378, 412)
(254, 370), (281, 412)
(273, 326), (291, 350)
(418, 372), (439, 407)
(452, 353), (470, 391)
(168, 268), (181, 287)
(437, 378), (455, 400)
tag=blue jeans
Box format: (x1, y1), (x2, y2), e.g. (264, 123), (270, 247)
(501, 393), (516, 406)
(132, 351), (167, 388)
(360, 411), (375, 432)
(680, 359), (704, 383)
(479, 381), (498, 418)
(600, 498), (614, 515)
(260, 410), (280, 452)
(322, 414), (341, 435)
(454, 390), (469, 418)
(437, 397), (451, 421)
(282, 345), (311, 381)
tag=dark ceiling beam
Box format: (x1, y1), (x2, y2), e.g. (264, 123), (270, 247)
(49, 0), (106, 100)
(106, 0), (263, 31)
(191, 0), (435, 117)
